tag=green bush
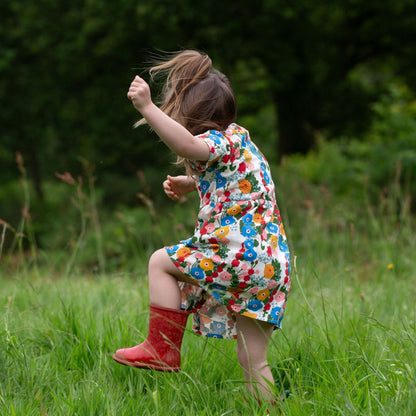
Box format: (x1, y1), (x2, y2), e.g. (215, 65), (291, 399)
(281, 82), (416, 210)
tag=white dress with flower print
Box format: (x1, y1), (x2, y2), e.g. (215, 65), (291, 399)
(166, 124), (291, 339)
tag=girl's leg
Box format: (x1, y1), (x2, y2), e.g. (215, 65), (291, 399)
(148, 248), (196, 309)
(113, 248), (195, 371)
(235, 314), (275, 402)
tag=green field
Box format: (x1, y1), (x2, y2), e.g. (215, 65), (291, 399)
(1, 175), (415, 415)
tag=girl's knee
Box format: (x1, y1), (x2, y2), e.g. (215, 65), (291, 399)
(148, 248), (167, 272)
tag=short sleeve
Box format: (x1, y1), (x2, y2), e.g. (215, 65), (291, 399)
(189, 130), (229, 173)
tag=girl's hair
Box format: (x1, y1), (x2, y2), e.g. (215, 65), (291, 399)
(136, 50), (237, 173)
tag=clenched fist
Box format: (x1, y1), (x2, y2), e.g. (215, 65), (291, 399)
(127, 76), (152, 112)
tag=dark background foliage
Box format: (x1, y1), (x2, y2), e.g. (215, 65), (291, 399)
(1, 0), (416, 268)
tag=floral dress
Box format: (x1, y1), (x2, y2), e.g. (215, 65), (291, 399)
(166, 123), (291, 339)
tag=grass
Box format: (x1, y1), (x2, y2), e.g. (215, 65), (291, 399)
(1, 165), (416, 415)
(1, 235), (415, 415)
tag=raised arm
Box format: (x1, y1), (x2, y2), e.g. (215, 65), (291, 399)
(128, 76), (210, 162)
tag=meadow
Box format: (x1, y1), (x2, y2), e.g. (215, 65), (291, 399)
(1, 158), (416, 416)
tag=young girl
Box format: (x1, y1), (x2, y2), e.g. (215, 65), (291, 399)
(113, 50), (291, 404)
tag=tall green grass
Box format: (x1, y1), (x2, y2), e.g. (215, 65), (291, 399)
(1, 236), (415, 415)
(1, 158), (416, 415)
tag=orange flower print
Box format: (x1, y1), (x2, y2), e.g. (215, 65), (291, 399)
(271, 235), (278, 250)
(253, 213), (265, 224)
(257, 289), (270, 301)
(210, 244), (220, 253)
(200, 258), (214, 271)
(214, 226), (230, 239)
(242, 311), (258, 319)
(280, 223), (286, 237)
(227, 205), (242, 216)
(176, 247), (191, 259)
(244, 150), (252, 163)
(238, 179), (252, 194)
(264, 264), (275, 279)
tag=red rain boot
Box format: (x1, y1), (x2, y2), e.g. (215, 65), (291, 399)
(113, 303), (190, 372)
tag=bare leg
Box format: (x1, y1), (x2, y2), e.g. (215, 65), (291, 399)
(148, 248), (197, 309)
(235, 314), (275, 402)
(113, 248), (194, 370)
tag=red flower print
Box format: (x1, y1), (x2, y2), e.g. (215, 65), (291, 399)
(238, 163), (246, 173)
(232, 259), (240, 267)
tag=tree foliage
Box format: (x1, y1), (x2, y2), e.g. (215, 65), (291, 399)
(0, 0), (415, 196)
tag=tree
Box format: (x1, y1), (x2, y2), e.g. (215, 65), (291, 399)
(131, 0), (416, 157)
(0, 0), (163, 198)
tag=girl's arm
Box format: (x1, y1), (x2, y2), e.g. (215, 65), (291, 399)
(128, 76), (210, 162)
(163, 175), (197, 201)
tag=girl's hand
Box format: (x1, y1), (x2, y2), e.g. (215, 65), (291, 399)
(127, 76), (152, 112)
(163, 175), (196, 201)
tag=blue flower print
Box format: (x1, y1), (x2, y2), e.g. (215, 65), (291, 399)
(191, 267), (205, 280)
(180, 237), (194, 247)
(261, 163), (270, 184)
(248, 141), (265, 162)
(244, 249), (257, 261)
(209, 131), (223, 144)
(211, 284), (226, 300)
(200, 180), (210, 195)
(241, 133), (248, 148)
(221, 216), (236, 227)
(244, 239), (255, 249)
(242, 225), (255, 237)
(216, 171), (227, 188)
(267, 223), (278, 233)
(248, 300), (263, 311)
(166, 245), (179, 254)
(212, 283), (227, 291)
(278, 235), (289, 254)
(211, 290), (220, 300)
(211, 321), (226, 334)
(207, 333), (223, 339)
(242, 213), (253, 224)
(270, 306), (282, 320)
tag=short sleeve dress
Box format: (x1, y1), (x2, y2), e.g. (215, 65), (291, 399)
(165, 123), (291, 339)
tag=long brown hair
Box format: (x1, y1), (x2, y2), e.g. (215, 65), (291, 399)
(136, 50), (237, 172)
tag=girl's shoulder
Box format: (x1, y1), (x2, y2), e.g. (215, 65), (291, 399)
(196, 124), (250, 149)
(225, 123), (248, 136)
(197, 123), (248, 139)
